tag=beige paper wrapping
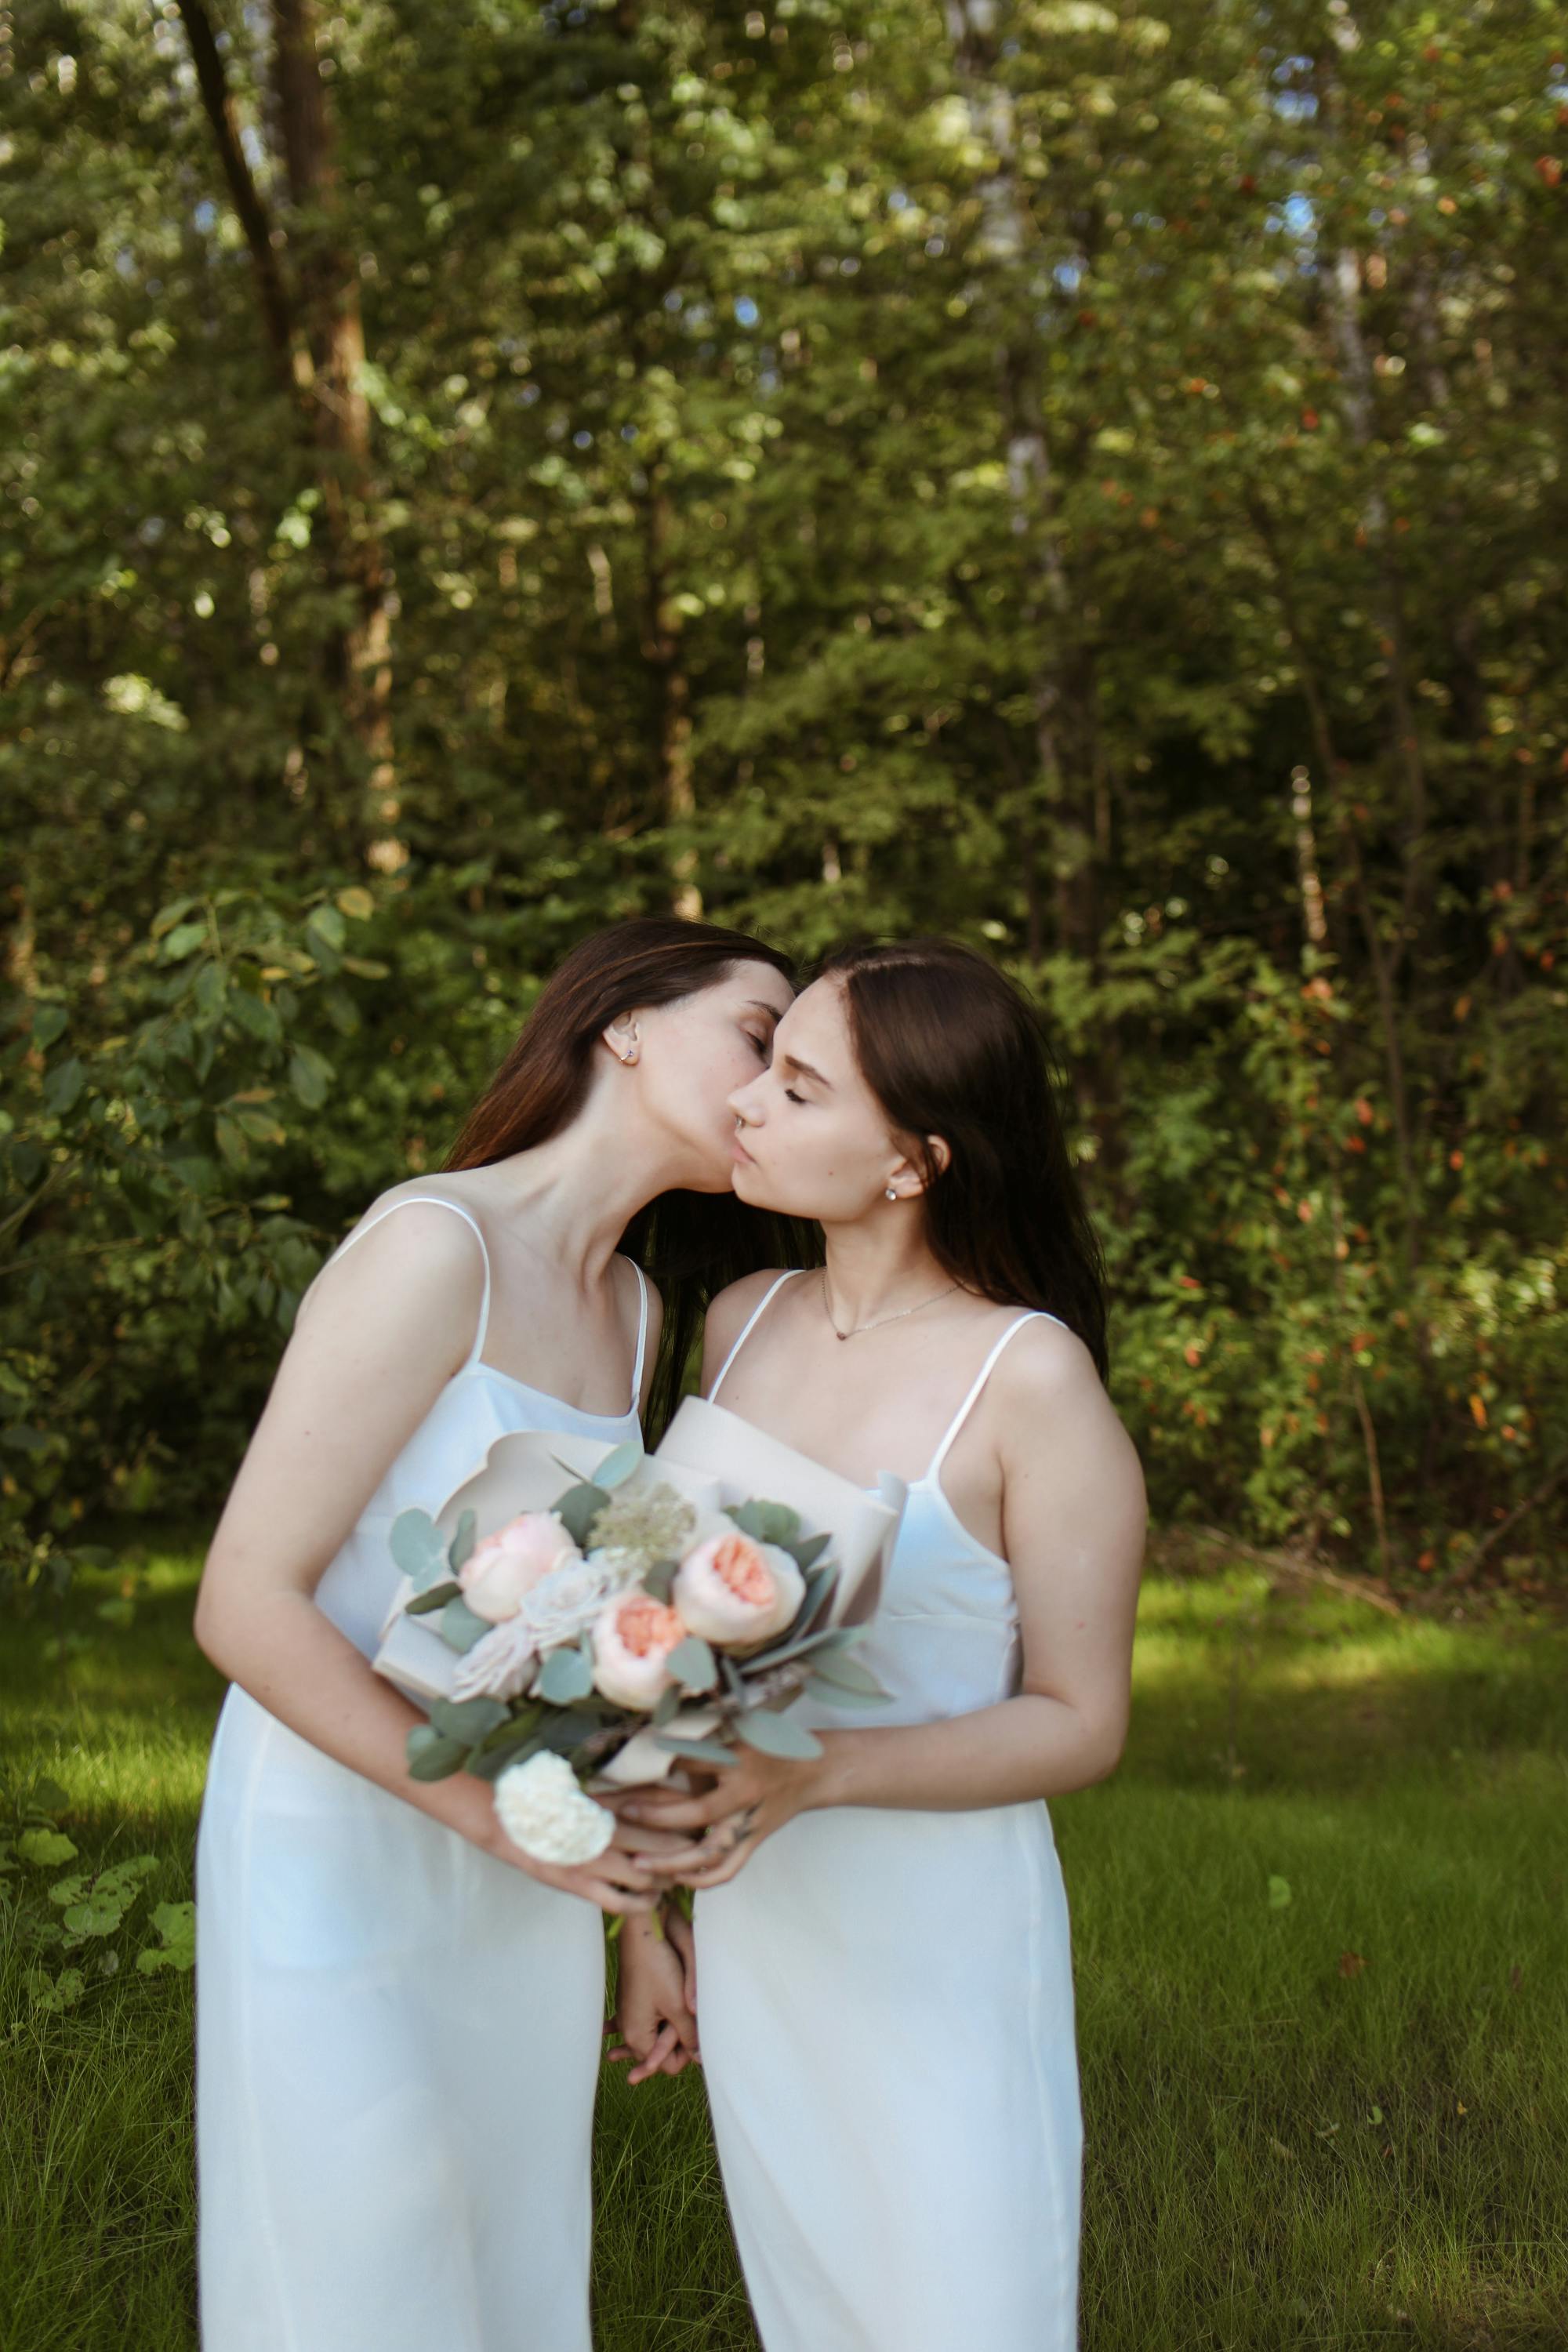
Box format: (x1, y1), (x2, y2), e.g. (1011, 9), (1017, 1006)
(371, 1437), (723, 1711)
(596, 1399), (906, 1785)
(372, 1406), (906, 1787)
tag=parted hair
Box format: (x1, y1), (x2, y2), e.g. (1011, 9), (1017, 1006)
(818, 936), (1109, 1383)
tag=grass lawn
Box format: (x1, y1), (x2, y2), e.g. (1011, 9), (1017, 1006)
(2, 1543), (1563, 2351)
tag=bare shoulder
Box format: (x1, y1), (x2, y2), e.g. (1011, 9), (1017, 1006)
(702, 1266), (801, 1381)
(295, 1184), (487, 1337)
(991, 1313), (1144, 1475)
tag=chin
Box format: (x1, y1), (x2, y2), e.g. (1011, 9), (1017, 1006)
(731, 1159), (789, 1214)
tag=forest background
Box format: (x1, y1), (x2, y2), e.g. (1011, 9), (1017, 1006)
(5, 0), (1566, 1612)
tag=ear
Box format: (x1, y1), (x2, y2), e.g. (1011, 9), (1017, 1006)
(602, 1010), (641, 1067)
(885, 1134), (949, 1198)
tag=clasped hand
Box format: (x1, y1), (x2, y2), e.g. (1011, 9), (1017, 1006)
(605, 1743), (828, 1890)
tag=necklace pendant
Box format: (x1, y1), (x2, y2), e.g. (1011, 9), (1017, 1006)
(836, 1329), (849, 1341)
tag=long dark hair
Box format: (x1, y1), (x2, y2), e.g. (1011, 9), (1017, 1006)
(445, 916), (815, 1436)
(818, 938), (1110, 1382)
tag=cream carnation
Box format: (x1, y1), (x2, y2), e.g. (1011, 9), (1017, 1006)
(590, 1591), (688, 1709)
(492, 1751), (616, 1866)
(451, 1615), (539, 1703)
(671, 1528), (804, 1648)
(458, 1511), (583, 1624)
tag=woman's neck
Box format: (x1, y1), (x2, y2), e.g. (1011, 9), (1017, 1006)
(817, 1214), (953, 1331)
(463, 1083), (685, 1287)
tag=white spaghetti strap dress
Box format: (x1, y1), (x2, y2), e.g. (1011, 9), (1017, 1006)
(693, 1270), (1083, 2352)
(194, 1192), (648, 2352)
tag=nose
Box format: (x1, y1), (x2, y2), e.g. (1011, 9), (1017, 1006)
(727, 1079), (763, 1127)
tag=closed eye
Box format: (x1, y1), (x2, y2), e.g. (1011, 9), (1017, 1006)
(746, 1029), (773, 1062)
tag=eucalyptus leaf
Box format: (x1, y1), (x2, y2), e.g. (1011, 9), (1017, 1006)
(738, 1703), (827, 1759)
(430, 1694), (510, 1745)
(718, 1651), (747, 1700)
(555, 1482), (611, 1548)
(405, 1578), (461, 1616)
(782, 1530), (831, 1572)
(466, 1735), (549, 1783)
(735, 1709), (825, 1761)
(537, 1642), (595, 1704)
(640, 1559), (677, 1602)
(668, 1635), (718, 1694)
(725, 1497), (802, 1546)
(447, 1508), (477, 1574)
(437, 1596), (492, 1653)
(746, 1623), (855, 1672)
(473, 1703), (543, 1755)
(651, 1683), (684, 1729)
(406, 1726), (467, 1781)
(769, 1561), (840, 1650)
(533, 1708), (612, 1754)
(594, 1439), (644, 1490)
(390, 1509), (449, 1591)
(654, 1734), (741, 1768)
(800, 1648), (889, 1698)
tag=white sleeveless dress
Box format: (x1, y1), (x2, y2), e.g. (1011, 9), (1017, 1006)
(693, 1271), (1083, 2352)
(194, 1193), (649, 2352)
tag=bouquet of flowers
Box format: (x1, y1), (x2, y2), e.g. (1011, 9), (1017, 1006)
(372, 1398), (905, 1867)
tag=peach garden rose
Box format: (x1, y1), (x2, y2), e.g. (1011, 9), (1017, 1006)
(456, 1510), (582, 1624)
(671, 1528), (804, 1649)
(590, 1591), (689, 1708)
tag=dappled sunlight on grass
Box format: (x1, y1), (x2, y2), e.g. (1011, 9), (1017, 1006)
(2, 1559), (1565, 2350)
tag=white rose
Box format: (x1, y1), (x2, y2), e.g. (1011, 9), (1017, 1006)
(458, 1511), (583, 1624)
(671, 1529), (804, 1648)
(492, 1751), (615, 1866)
(451, 1615), (539, 1703)
(517, 1548), (642, 1650)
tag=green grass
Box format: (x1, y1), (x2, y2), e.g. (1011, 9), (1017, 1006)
(2, 1548), (1564, 2350)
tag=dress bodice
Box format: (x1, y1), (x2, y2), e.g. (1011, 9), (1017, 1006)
(706, 1269), (1068, 1730)
(296, 1194), (647, 1658)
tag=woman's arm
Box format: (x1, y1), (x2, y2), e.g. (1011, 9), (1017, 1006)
(616, 1323), (1146, 1884)
(606, 1903), (701, 2083)
(195, 1199), (667, 1911)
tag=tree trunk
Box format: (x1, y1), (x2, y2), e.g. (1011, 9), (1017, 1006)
(270, 0), (396, 841)
(641, 476), (702, 918)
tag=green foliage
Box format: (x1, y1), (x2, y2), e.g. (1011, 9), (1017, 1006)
(3, 0), (1564, 1588)
(0, 1777), (185, 2013)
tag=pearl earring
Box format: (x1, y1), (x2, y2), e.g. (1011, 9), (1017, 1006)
(885, 1186), (898, 1201)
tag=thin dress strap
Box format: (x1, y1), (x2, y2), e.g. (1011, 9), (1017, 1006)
(623, 1258), (650, 1409)
(708, 1269), (808, 1402)
(926, 1309), (1069, 1481)
(301, 1194), (493, 1371)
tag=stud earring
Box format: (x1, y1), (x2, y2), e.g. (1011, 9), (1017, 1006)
(885, 1186), (898, 1201)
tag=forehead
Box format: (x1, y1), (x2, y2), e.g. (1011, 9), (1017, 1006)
(773, 975), (852, 1062)
(705, 959), (793, 1014)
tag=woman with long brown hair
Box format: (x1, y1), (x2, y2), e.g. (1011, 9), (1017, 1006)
(615, 938), (1146, 2352)
(191, 917), (799, 2352)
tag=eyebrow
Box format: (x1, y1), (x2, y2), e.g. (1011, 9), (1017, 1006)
(779, 1051), (833, 1090)
(744, 999), (786, 1018)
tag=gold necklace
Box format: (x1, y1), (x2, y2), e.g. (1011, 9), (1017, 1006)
(820, 1268), (961, 1342)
